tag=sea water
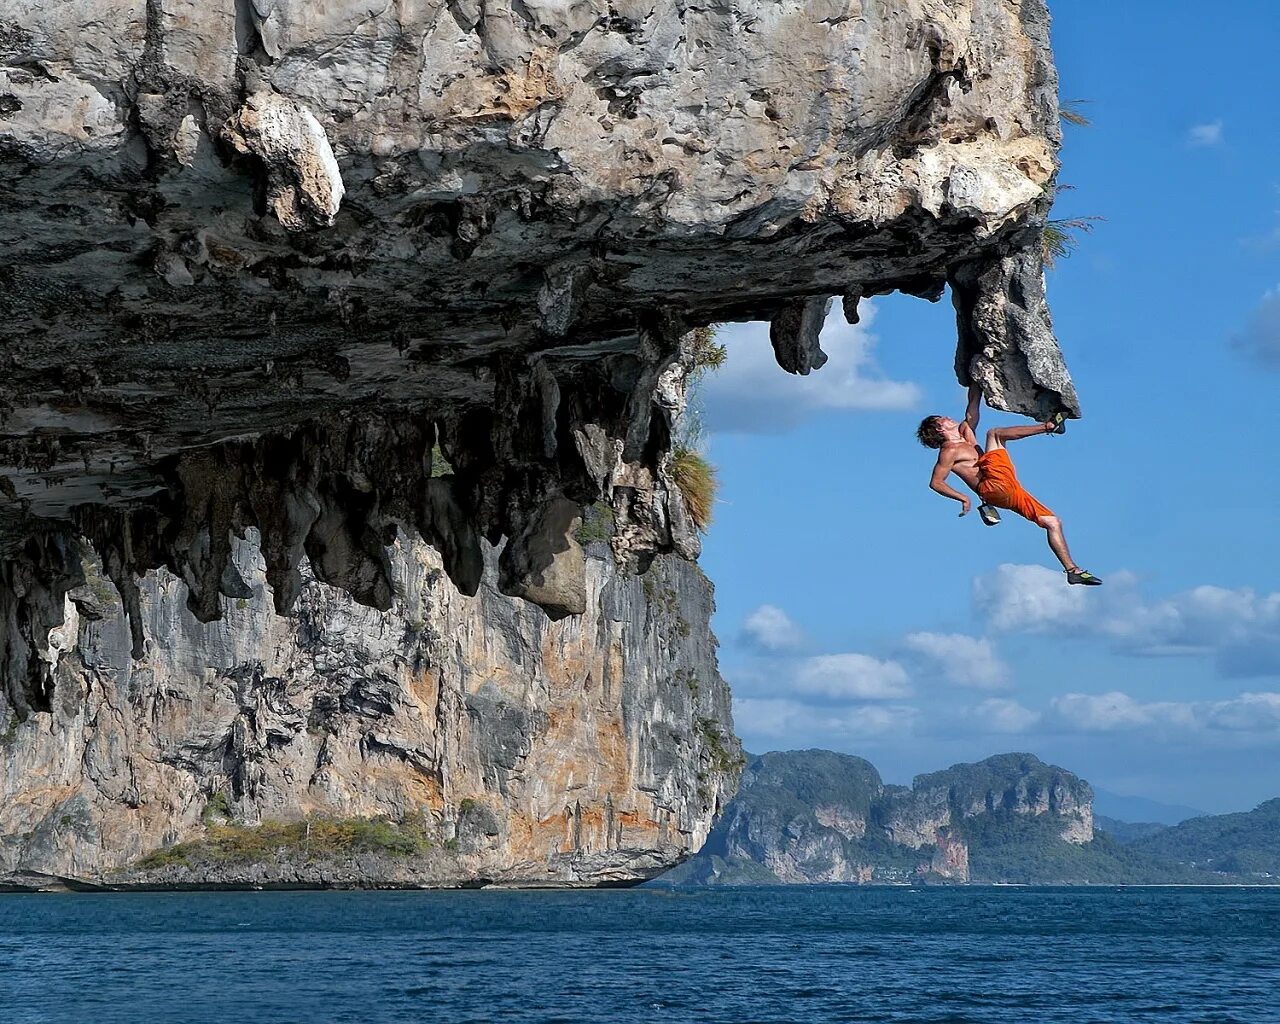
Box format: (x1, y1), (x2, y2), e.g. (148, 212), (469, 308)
(1, 886), (1277, 1023)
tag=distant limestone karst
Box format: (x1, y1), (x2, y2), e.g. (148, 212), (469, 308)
(654, 750), (1278, 886)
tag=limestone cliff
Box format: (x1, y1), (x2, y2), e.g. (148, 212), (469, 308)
(1, 0), (1075, 706)
(893, 750), (1094, 847)
(0, 528), (740, 888)
(659, 750), (1095, 885)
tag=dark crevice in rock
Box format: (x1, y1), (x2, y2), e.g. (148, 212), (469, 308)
(233, 0), (271, 63)
(854, 62), (969, 160)
(0, 533), (83, 719)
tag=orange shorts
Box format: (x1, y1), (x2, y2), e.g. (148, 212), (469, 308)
(976, 448), (1053, 523)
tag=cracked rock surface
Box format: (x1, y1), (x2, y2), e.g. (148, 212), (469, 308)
(0, 532), (740, 888)
(2, 2), (1075, 705)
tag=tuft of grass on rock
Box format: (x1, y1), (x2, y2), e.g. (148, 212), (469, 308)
(671, 446), (716, 531)
(687, 325), (727, 374)
(1043, 217), (1103, 268)
(1059, 99), (1093, 127)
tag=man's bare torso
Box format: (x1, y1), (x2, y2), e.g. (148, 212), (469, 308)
(937, 437), (983, 491)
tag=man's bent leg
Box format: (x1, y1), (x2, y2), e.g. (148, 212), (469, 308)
(985, 424), (1051, 450)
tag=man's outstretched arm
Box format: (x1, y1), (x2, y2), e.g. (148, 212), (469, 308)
(960, 384), (982, 443)
(929, 457), (972, 516)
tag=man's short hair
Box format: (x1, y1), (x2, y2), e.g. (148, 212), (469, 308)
(916, 416), (946, 449)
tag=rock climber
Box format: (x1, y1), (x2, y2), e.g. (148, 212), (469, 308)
(916, 384), (1102, 586)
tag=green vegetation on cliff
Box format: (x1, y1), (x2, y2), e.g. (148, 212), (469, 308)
(1128, 799), (1280, 876)
(746, 749), (884, 818)
(911, 752), (1093, 814)
(697, 718), (746, 775)
(573, 501), (615, 544)
(961, 810), (1210, 885)
(1094, 815), (1169, 845)
(134, 815), (435, 871)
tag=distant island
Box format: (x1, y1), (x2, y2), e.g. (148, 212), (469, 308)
(652, 750), (1280, 886)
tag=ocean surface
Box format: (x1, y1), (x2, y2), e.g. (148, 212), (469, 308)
(1, 886), (1278, 1023)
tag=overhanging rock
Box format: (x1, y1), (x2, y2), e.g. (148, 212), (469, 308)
(1, 0), (1078, 709)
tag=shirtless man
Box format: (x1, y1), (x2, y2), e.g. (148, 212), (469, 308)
(917, 385), (1102, 586)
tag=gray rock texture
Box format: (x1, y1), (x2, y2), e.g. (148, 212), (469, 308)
(1, 0), (1076, 701)
(0, 532), (740, 888)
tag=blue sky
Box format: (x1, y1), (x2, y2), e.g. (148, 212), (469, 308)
(695, 0), (1280, 815)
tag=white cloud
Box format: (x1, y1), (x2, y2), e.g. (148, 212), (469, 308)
(1107, 585), (1280, 660)
(969, 698), (1041, 734)
(972, 563), (1098, 632)
(1051, 691), (1197, 732)
(1050, 690), (1280, 735)
(697, 303), (922, 433)
(792, 653), (912, 700)
(1202, 692), (1280, 731)
(733, 697), (917, 741)
(740, 604), (805, 652)
(1232, 284), (1280, 368)
(1187, 120), (1224, 147)
(903, 632), (1010, 690)
(974, 564), (1280, 679)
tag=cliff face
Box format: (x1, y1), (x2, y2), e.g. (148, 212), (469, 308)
(696, 749), (884, 883)
(0, 1), (1076, 885)
(0, 530), (740, 888)
(1, 1), (1074, 708)
(885, 751), (1095, 848)
(663, 750), (1094, 885)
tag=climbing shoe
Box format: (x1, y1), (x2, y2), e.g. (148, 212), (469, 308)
(1066, 568), (1102, 586)
(1047, 412), (1067, 435)
(978, 504), (1001, 526)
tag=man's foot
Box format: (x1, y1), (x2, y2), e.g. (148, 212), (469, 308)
(1066, 567), (1102, 586)
(1046, 412), (1067, 436)
(978, 504), (1001, 527)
